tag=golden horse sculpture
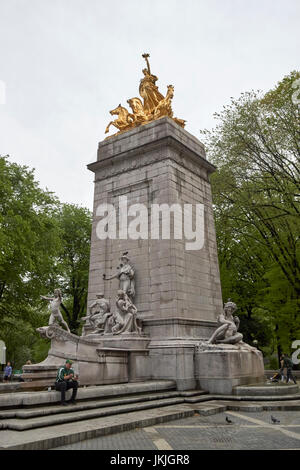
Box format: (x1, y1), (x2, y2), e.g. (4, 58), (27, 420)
(105, 53), (186, 138)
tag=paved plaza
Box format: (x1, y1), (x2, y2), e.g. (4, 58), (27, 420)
(54, 410), (300, 450)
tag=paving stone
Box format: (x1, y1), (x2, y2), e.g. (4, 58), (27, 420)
(54, 411), (300, 450)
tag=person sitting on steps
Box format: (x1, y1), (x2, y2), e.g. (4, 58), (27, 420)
(55, 359), (78, 406)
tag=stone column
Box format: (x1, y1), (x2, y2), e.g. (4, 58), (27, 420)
(87, 117), (223, 390)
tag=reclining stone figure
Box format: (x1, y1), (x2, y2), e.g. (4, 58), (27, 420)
(207, 298), (243, 345)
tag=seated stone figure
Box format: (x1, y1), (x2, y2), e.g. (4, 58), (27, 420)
(82, 293), (111, 334)
(207, 298), (243, 345)
(107, 290), (142, 335)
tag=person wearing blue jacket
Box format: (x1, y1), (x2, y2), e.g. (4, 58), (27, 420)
(3, 362), (12, 382)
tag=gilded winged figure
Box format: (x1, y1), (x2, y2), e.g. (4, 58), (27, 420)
(105, 54), (185, 137)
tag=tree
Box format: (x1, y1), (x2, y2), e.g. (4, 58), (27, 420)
(202, 71), (300, 363)
(50, 204), (92, 334)
(0, 156), (92, 366)
(0, 155), (61, 316)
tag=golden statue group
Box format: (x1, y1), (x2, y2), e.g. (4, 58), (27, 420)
(105, 53), (186, 137)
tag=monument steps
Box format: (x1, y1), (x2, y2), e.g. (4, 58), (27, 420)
(0, 405), (196, 450)
(0, 380), (59, 393)
(2, 398), (300, 450)
(183, 392), (300, 403)
(0, 380), (177, 408)
(193, 403), (227, 416)
(214, 393), (300, 402)
(0, 380), (209, 432)
(0, 391), (210, 431)
(0, 390), (185, 419)
(184, 394), (217, 403)
(1, 396), (190, 431)
(233, 383), (299, 396)
(217, 400), (300, 413)
(177, 390), (207, 397)
(0, 390), (208, 420)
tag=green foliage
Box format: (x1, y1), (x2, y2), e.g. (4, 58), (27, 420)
(0, 155), (61, 315)
(203, 71), (300, 363)
(0, 156), (92, 366)
(31, 338), (51, 364)
(48, 203), (92, 334)
(268, 356), (280, 370)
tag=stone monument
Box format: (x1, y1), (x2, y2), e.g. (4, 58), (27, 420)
(24, 53), (264, 393)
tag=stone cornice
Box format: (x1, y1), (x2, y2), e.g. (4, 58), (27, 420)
(97, 117), (205, 158)
(142, 317), (218, 327)
(88, 135), (216, 178)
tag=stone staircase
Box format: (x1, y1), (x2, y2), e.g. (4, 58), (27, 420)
(1, 380), (300, 450)
(234, 383), (299, 395)
(230, 383), (300, 400)
(0, 381), (208, 433)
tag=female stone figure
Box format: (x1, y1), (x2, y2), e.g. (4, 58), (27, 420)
(103, 253), (135, 301)
(139, 53), (164, 115)
(110, 290), (141, 335)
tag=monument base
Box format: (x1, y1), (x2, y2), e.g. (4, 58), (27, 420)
(195, 342), (265, 394)
(148, 341), (196, 390)
(24, 325), (151, 386)
(29, 325), (265, 393)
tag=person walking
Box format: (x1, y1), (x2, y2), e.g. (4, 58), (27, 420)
(55, 359), (78, 406)
(279, 355), (286, 382)
(282, 354), (297, 384)
(3, 361), (12, 382)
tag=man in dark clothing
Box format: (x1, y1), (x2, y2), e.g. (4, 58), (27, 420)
(282, 354), (297, 384)
(55, 359), (78, 405)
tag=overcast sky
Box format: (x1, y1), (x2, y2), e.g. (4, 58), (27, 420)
(0, 0), (299, 209)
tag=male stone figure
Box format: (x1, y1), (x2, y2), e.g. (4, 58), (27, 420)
(41, 289), (70, 333)
(103, 252), (135, 301)
(82, 293), (111, 334)
(207, 298), (243, 345)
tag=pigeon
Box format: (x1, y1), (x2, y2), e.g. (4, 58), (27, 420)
(226, 416), (233, 424)
(271, 415), (280, 424)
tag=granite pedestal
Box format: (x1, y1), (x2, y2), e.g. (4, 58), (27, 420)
(86, 117), (223, 389)
(195, 343), (265, 394)
(23, 326), (150, 386)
